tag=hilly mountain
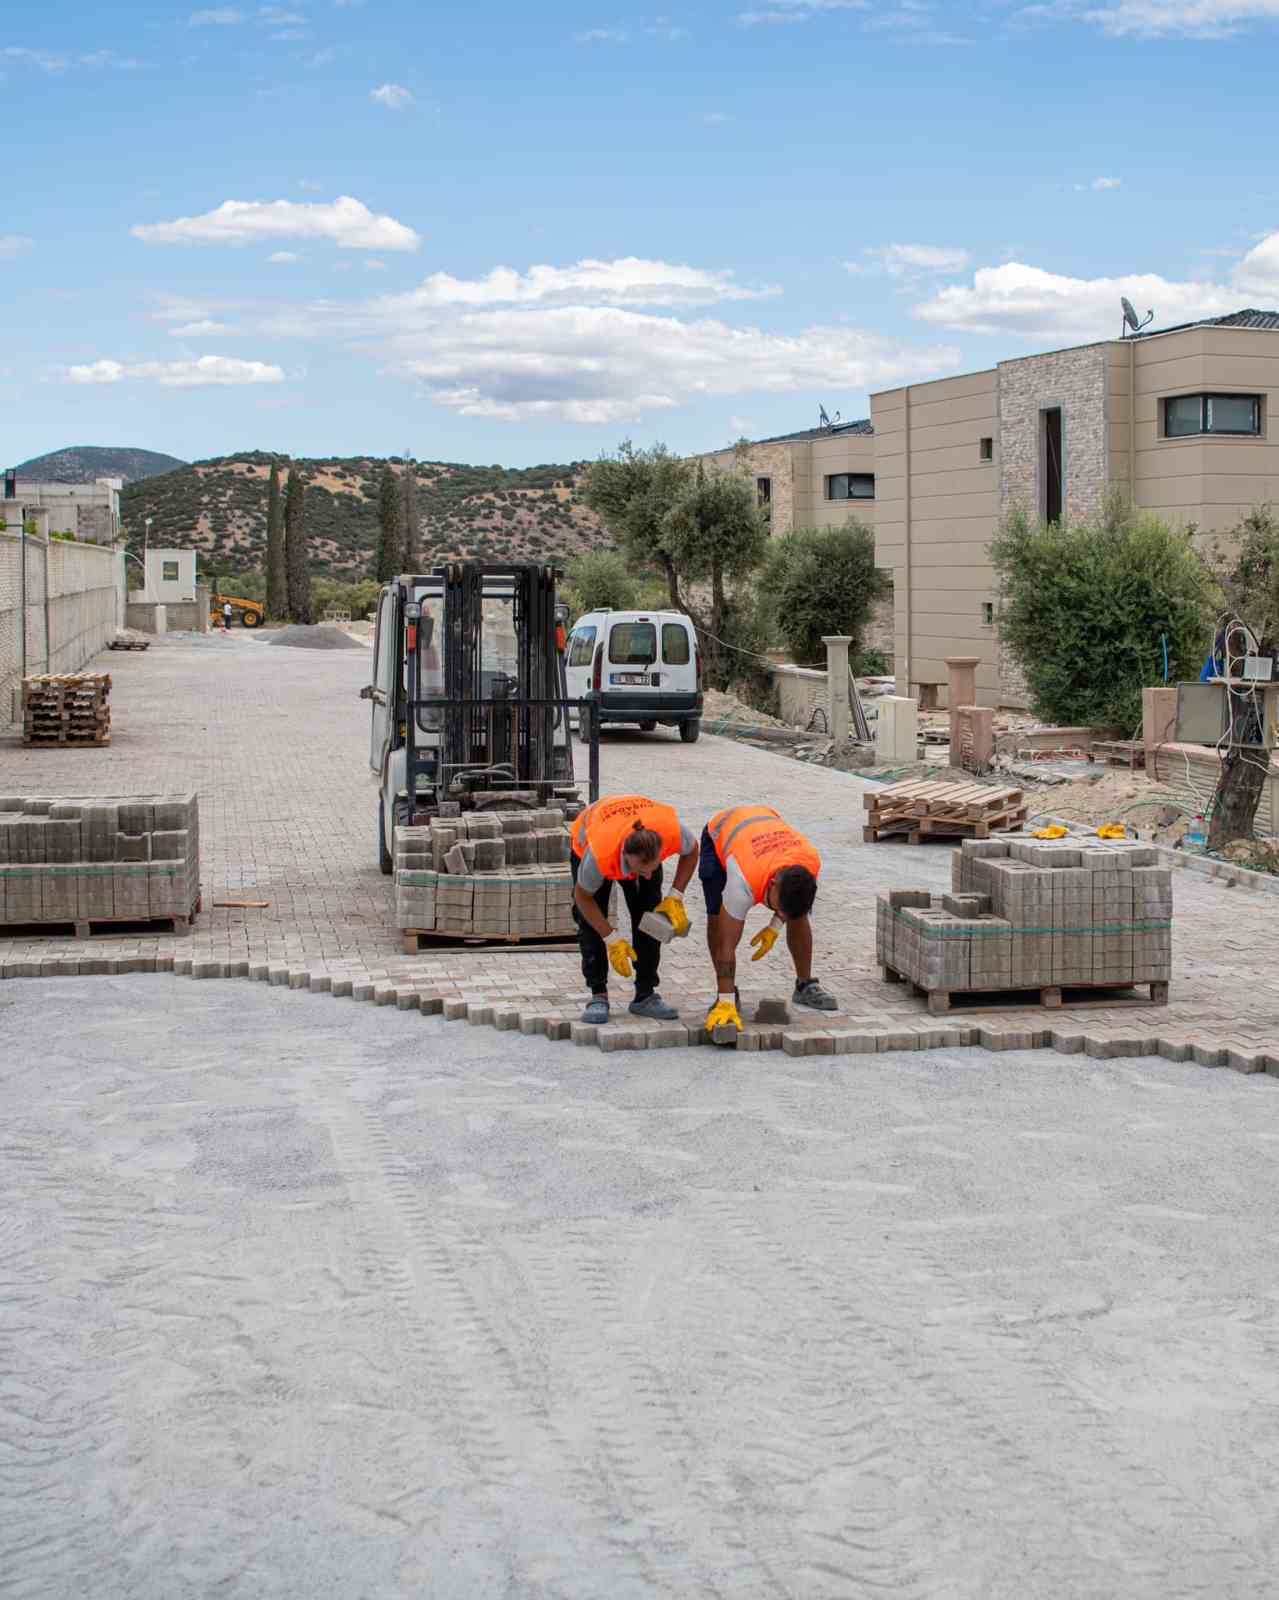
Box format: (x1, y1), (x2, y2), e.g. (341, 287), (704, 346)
(16, 445), (188, 483)
(119, 453), (611, 578)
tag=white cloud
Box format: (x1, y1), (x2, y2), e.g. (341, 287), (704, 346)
(370, 82), (413, 108)
(1, 45), (68, 71)
(132, 195), (419, 251)
(168, 319), (231, 336)
(67, 355), (284, 387)
(912, 260), (1241, 339)
(364, 257), (387, 271)
(78, 49), (143, 68)
(297, 179), (324, 191)
(372, 258), (776, 311)
(1236, 232), (1279, 296)
(259, 5), (307, 21)
(856, 243), (971, 277)
(384, 306), (956, 423)
(703, 110), (731, 124)
(306, 46), (336, 65)
(737, 0), (866, 22)
(187, 7), (245, 24)
(575, 27), (630, 41)
(0, 234), (35, 260)
(1074, 175), (1122, 191)
(1069, 0), (1279, 36)
(268, 250), (301, 262)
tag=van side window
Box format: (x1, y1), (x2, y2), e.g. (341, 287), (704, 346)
(609, 622), (657, 666)
(661, 622), (690, 666)
(568, 625), (597, 668)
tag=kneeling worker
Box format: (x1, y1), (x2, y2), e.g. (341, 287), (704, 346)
(701, 804), (838, 1033)
(571, 794), (699, 1026)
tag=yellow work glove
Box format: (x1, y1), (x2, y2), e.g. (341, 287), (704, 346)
(750, 922), (780, 962)
(655, 891), (690, 938)
(1031, 824), (1069, 840)
(705, 998), (744, 1034)
(1096, 822), (1126, 840)
(605, 931), (637, 980)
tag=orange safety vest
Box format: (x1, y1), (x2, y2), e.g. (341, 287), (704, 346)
(707, 804), (821, 906)
(571, 795), (686, 881)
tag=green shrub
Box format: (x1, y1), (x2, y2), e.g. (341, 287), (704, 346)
(562, 548), (638, 616)
(989, 497), (1214, 730)
(759, 520), (885, 666)
(853, 648), (888, 676)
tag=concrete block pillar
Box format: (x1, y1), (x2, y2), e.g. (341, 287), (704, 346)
(956, 706), (995, 772)
(1142, 686), (1179, 768)
(823, 635), (852, 745)
(876, 695), (919, 764)
(945, 656), (981, 749)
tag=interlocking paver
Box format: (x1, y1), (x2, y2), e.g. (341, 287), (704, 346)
(3, 630), (1279, 1069)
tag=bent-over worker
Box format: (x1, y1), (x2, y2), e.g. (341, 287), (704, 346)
(700, 803), (838, 1033)
(570, 794), (699, 1026)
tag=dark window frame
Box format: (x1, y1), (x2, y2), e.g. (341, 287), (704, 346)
(1163, 393), (1262, 439)
(825, 472), (875, 501)
(755, 476), (772, 507)
(568, 624), (597, 668)
(661, 621), (691, 665)
(979, 437), (993, 462)
(608, 620), (657, 667)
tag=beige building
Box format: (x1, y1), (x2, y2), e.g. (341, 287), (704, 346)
(8, 477), (122, 544)
(703, 308), (1279, 706)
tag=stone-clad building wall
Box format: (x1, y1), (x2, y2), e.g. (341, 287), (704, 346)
(997, 343), (1110, 525)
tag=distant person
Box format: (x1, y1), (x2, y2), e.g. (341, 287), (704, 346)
(570, 794), (699, 1025)
(699, 803), (837, 1034)
(222, 601), (233, 634)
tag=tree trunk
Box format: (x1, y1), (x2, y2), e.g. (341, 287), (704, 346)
(1208, 745), (1268, 850)
(660, 554), (683, 611)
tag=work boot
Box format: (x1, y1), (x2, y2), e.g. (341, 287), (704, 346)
(793, 978), (838, 1012)
(630, 992), (678, 1021)
(582, 995), (610, 1025)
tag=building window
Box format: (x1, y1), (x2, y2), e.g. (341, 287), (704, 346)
(979, 437), (993, 462)
(608, 621), (657, 666)
(981, 602), (994, 626)
(1164, 393), (1261, 438)
(567, 625), (596, 668)
(756, 476), (771, 509)
(1041, 408), (1063, 525)
(826, 473), (875, 501)
(162, 560), (179, 582)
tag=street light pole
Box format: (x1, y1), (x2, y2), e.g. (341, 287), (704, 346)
(143, 516), (153, 600)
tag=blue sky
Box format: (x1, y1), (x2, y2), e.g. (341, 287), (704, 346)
(4, 0), (1279, 467)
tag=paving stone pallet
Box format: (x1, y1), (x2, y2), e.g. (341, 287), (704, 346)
(0, 793), (199, 930)
(21, 672), (112, 748)
(393, 805), (579, 946)
(877, 834), (1173, 1015)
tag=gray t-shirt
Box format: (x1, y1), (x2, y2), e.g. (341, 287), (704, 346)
(576, 823), (697, 893)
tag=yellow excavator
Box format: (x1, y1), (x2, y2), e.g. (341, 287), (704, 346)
(209, 592), (264, 628)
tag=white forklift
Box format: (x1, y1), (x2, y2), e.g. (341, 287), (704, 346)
(362, 562), (599, 873)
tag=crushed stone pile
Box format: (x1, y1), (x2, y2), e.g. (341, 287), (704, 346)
(266, 624), (364, 650)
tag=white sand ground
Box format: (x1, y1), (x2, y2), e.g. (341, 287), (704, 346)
(3, 975), (1279, 1598)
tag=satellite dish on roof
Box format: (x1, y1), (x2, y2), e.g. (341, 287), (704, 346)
(1120, 296), (1154, 337)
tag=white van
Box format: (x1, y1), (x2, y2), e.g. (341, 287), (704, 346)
(564, 609), (703, 742)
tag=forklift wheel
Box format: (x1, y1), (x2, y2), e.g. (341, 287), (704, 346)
(377, 801), (393, 875)
(242, 609), (261, 628)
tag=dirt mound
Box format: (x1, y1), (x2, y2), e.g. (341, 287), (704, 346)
(266, 625), (364, 650)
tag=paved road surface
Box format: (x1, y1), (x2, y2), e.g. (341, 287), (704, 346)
(3, 976), (1278, 1597)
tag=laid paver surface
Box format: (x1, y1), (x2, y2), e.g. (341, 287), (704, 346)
(3, 975), (1278, 1598)
(2, 630), (1278, 1064)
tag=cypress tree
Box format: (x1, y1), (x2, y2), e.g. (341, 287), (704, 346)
(265, 459), (287, 621)
(400, 461), (419, 573)
(374, 464), (402, 582)
(284, 466), (313, 623)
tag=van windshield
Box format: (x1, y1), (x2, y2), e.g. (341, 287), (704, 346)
(609, 621), (656, 666)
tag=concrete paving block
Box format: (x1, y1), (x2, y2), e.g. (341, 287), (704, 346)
(781, 1033), (811, 1056)
(570, 1023), (599, 1047)
(1190, 1040), (1225, 1067)
(638, 909), (676, 945)
(351, 981), (375, 1002)
(710, 1023), (740, 1047)
(40, 870), (79, 923)
(1262, 1056), (1279, 1078)
(830, 1030), (879, 1053)
(171, 957), (193, 976)
(328, 976), (352, 997)
(290, 970), (311, 991)
(1225, 1048), (1264, 1074)
(754, 996), (792, 1025)
(466, 1003), (495, 1025)
(442, 998), (468, 1021)
(494, 1007), (521, 1030)
(395, 991), (421, 1011)
(473, 839), (506, 871)
(520, 1013), (550, 1036)
(193, 960), (224, 979)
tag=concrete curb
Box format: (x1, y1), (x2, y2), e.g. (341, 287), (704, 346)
(3, 953), (1278, 1077)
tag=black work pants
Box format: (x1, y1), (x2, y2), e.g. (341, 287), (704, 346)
(570, 855), (664, 1000)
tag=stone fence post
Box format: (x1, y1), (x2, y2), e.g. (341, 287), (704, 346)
(945, 655), (981, 751)
(823, 635), (852, 745)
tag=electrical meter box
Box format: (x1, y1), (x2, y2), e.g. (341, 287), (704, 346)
(1176, 681), (1279, 749)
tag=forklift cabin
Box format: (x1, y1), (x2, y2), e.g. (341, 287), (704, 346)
(365, 563), (599, 873)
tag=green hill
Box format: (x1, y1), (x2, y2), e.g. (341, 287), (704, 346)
(16, 446), (188, 483)
(119, 452), (611, 578)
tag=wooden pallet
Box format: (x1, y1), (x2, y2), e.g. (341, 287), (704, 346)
(863, 807), (1028, 846)
(882, 963), (1169, 1013)
(1089, 739), (1146, 770)
(863, 779), (1026, 844)
(0, 910), (195, 939)
(401, 928), (577, 954)
(22, 672), (111, 746)
(109, 638), (150, 651)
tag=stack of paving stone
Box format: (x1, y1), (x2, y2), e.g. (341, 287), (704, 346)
(394, 806), (578, 945)
(877, 836), (1172, 1012)
(0, 794), (200, 932)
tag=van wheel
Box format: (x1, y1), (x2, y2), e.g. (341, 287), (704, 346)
(638, 720), (656, 732)
(377, 801), (393, 875)
(680, 719), (701, 744)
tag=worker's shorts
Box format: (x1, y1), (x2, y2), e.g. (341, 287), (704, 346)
(698, 826), (728, 917)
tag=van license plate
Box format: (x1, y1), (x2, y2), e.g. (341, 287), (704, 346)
(611, 673), (649, 685)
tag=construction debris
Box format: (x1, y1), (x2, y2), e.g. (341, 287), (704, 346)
(395, 807), (579, 949)
(863, 778), (1027, 844)
(266, 624), (364, 650)
(0, 793), (200, 933)
(109, 633), (150, 652)
(22, 673), (111, 747)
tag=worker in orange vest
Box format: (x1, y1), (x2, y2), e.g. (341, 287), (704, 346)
(699, 804), (837, 1033)
(571, 794), (699, 1026)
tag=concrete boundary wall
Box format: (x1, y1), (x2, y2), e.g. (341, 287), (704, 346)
(1, 532), (125, 726)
